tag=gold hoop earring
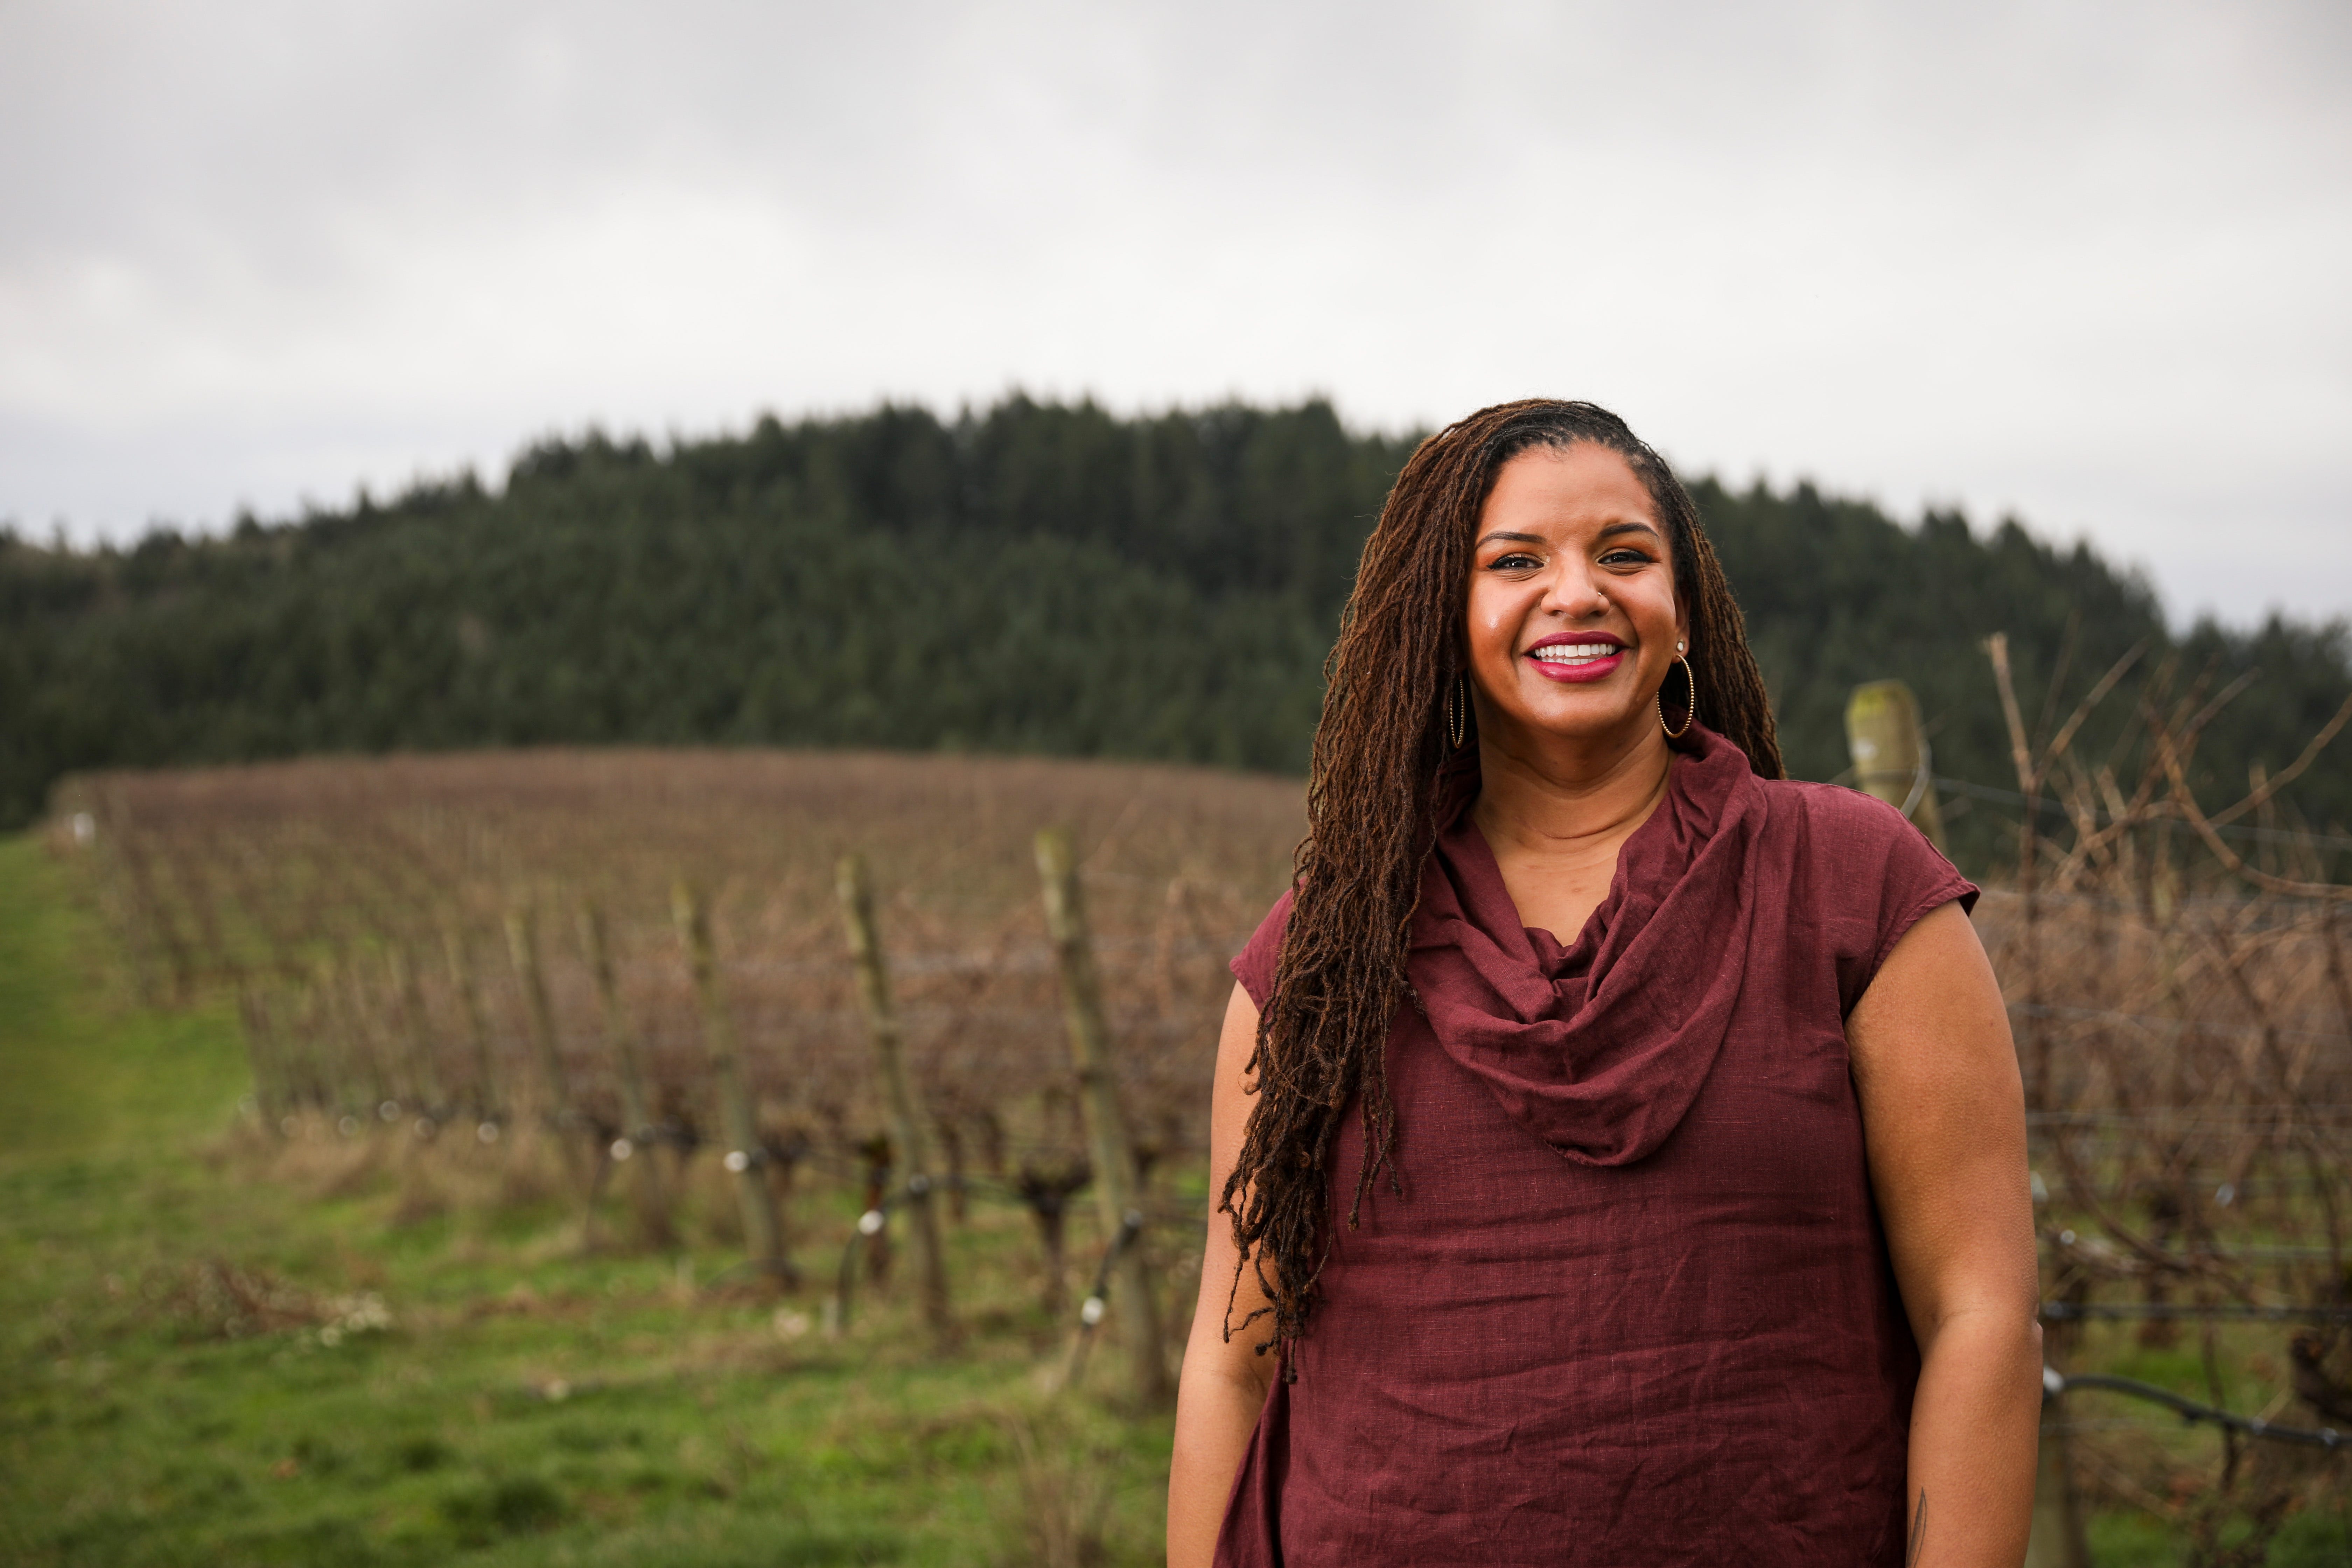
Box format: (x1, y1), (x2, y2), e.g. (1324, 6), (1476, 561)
(1657, 654), (1695, 740)
(1443, 672), (1470, 751)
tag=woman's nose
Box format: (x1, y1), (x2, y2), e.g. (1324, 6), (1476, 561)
(1539, 560), (1608, 618)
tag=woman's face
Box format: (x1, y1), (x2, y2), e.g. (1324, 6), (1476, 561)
(1464, 442), (1686, 751)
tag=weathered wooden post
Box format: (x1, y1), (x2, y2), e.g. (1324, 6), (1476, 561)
(349, 958), (403, 1118)
(1035, 826), (1170, 1404)
(936, 1112), (970, 1226)
(302, 971), (354, 1115)
(1014, 1158), (1092, 1317)
(273, 982), (317, 1113)
(1983, 633), (2051, 1109)
(2024, 1371), (2091, 1568)
(236, 984), (289, 1124)
(836, 853), (954, 1339)
(1845, 679), (1949, 852)
(296, 989), (339, 1114)
(671, 879), (794, 1288)
(320, 952), (387, 1115)
(504, 908), (586, 1181)
(442, 926), (502, 1123)
(385, 945), (446, 1118)
(1153, 875), (1194, 1016)
(2026, 1242), (2092, 1568)
(578, 902), (675, 1250)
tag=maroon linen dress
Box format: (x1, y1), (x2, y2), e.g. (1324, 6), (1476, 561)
(1214, 724), (1976, 1567)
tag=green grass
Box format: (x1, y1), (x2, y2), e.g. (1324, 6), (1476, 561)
(2051, 1314), (2352, 1564)
(0, 838), (248, 1163)
(0, 834), (1177, 1567)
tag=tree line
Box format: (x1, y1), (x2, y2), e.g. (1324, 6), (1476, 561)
(4, 393), (2346, 870)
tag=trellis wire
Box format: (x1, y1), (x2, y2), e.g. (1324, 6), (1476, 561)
(2047, 1367), (2346, 1451)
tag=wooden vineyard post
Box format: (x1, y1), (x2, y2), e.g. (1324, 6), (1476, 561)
(2026, 1246), (2092, 1568)
(305, 965), (355, 1117)
(236, 984), (289, 1124)
(443, 927), (502, 1124)
(1153, 875), (1195, 1016)
(836, 853), (954, 1339)
(504, 908), (586, 1182)
(1035, 827), (1170, 1405)
(320, 953), (386, 1115)
(578, 902), (676, 1250)
(293, 986), (338, 1115)
(385, 945), (446, 1119)
(671, 880), (795, 1288)
(1844, 680), (1949, 852)
(2024, 1375), (2091, 1568)
(275, 982), (322, 1113)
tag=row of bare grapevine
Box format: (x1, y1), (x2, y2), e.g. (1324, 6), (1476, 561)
(1968, 636), (2352, 1561)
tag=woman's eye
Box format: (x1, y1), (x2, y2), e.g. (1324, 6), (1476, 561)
(1600, 549), (1652, 567)
(1491, 552), (1541, 570)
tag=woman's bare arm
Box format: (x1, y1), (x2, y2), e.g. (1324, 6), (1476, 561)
(1167, 982), (1280, 1568)
(1848, 900), (2043, 1567)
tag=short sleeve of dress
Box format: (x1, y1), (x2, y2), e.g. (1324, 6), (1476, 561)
(1804, 786), (1980, 1017)
(1230, 888), (1297, 1010)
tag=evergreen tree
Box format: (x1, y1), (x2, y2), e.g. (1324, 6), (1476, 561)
(4, 396), (2344, 875)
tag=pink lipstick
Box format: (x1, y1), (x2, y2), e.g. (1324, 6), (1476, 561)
(1524, 631), (1628, 684)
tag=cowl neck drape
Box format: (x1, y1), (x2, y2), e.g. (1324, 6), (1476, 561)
(1407, 723), (1762, 1166)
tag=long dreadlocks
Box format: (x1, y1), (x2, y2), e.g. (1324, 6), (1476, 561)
(1219, 399), (1784, 1368)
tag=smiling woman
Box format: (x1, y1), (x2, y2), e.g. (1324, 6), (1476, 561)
(1167, 401), (2042, 1568)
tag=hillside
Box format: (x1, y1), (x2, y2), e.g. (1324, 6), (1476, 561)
(4, 394), (2346, 867)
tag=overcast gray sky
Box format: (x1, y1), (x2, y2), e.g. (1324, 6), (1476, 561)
(2, 0), (2346, 626)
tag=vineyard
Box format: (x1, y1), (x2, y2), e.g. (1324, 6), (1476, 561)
(7, 643), (2352, 1564)
(49, 750), (1308, 1363)
(1961, 640), (2352, 1564)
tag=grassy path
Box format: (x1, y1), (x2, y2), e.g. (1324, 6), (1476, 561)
(0, 835), (1172, 1568)
(0, 836), (248, 1162)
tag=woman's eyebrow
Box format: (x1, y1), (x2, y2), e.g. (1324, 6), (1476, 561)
(1474, 530), (1546, 547)
(1596, 521), (1663, 541)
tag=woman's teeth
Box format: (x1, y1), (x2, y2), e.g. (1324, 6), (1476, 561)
(1528, 643), (1621, 664)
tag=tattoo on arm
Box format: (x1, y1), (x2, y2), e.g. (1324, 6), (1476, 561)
(1906, 1490), (1927, 1566)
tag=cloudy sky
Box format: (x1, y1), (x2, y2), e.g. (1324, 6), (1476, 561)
(2, 0), (2346, 625)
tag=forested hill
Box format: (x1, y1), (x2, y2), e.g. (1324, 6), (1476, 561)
(4, 394), (2347, 868)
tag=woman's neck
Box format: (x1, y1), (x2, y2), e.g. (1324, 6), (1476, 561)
(1474, 721), (1673, 850)
(1468, 723), (1674, 939)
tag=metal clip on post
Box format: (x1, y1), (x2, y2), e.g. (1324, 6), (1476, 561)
(1057, 1209), (1146, 1391)
(824, 1197), (892, 1335)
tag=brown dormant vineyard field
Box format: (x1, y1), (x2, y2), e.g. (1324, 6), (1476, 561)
(55, 749), (1302, 1222)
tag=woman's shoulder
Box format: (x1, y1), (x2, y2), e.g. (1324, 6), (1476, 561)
(1746, 777), (1978, 1010)
(1229, 886), (1297, 1009)
(1753, 774), (1922, 839)
(1748, 775), (1969, 885)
